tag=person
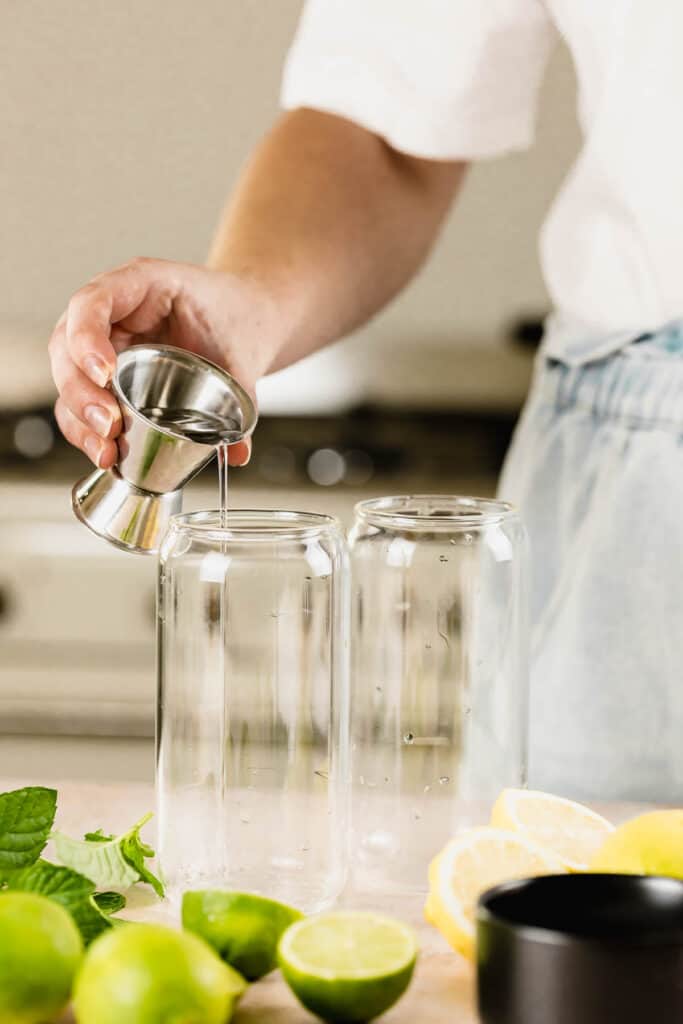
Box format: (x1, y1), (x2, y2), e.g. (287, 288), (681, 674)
(48, 2), (683, 803)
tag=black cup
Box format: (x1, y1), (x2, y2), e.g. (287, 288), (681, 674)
(477, 874), (683, 1024)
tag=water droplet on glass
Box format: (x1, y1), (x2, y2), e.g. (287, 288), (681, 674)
(439, 554), (448, 563)
(413, 811), (421, 821)
(240, 812), (250, 824)
(384, 777), (390, 784)
(423, 785), (431, 794)
(359, 775), (365, 785)
(375, 685), (383, 694)
(403, 732), (415, 744)
(425, 642), (432, 650)
(314, 769), (329, 781)
(439, 776), (450, 785)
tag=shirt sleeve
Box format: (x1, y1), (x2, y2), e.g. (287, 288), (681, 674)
(281, 0), (557, 160)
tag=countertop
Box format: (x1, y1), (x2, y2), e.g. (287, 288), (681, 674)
(10, 779), (475, 1023)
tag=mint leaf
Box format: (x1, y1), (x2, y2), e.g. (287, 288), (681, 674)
(83, 829), (115, 843)
(120, 824), (164, 899)
(93, 891), (126, 915)
(54, 812), (164, 897)
(0, 787), (57, 875)
(4, 859), (115, 944)
(69, 895), (119, 944)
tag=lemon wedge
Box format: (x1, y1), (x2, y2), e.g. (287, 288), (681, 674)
(590, 810), (683, 877)
(491, 788), (615, 871)
(425, 828), (565, 960)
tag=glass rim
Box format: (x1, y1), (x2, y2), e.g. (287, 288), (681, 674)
(167, 508), (343, 542)
(354, 494), (516, 530)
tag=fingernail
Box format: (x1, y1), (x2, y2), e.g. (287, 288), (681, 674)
(83, 355), (110, 388)
(84, 435), (103, 467)
(84, 404), (112, 437)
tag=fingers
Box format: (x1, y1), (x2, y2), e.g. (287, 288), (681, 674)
(227, 438), (251, 467)
(49, 318), (121, 467)
(50, 320), (121, 436)
(51, 258), (180, 459)
(64, 258), (179, 388)
(55, 398), (118, 469)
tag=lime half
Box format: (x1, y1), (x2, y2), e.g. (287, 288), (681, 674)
(278, 911), (418, 1023)
(182, 890), (303, 981)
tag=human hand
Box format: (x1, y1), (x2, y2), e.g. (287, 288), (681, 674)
(49, 258), (280, 468)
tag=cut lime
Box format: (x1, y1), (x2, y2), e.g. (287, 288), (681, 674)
(182, 890), (302, 980)
(278, 911), (418, 1023)
(72, 923), (246, 1024)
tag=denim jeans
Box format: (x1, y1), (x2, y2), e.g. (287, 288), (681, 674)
(500, 323), (683, 802)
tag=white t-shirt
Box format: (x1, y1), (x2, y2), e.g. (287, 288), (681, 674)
(281, 0), (683, 364)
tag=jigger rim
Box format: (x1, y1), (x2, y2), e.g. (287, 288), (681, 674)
(112, 343), (258, 444)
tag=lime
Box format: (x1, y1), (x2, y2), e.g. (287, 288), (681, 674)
(72, 922), (247, 1024)
(278, 912), (418, 1023)
(591, 810), (683, 877)
(182, 890), (302, 980)
(0, 891), (83, 1024)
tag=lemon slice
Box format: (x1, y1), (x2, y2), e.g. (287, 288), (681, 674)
(425, 828), (565, 960)
(491, 788), (615, 871)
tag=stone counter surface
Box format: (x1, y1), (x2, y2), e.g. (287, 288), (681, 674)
(5, 779), (643, 1023)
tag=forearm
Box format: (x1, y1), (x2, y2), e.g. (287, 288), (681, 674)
(209, 109), (466, 372)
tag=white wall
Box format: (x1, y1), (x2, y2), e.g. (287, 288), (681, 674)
(0, 2), (580, 382)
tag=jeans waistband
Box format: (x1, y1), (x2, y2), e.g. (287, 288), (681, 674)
(538, 329), (683, 429)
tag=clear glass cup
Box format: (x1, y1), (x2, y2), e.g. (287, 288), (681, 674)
(348, 496), (528, 895)
(156, 510), (350, 912)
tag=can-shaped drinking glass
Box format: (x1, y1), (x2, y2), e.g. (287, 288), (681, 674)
(348, 496), (528, 895)
(157, 510), (350, 912)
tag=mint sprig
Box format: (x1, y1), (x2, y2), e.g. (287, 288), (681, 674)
(4, 859), (124, 944)
(0, 786), (161, 944)
(54, 812), (164, 898)
(0, 787), (57, 875)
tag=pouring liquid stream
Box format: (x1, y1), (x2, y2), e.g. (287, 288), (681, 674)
(216, 436), (235, 876)
(218, 441), (229, 529)
(142, 404), (239, 875)
(217, 439), (230, 877)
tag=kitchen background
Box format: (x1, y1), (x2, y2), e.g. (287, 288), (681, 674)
(0, 2), (579, 782)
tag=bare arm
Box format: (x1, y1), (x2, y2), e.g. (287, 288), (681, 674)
(210, 109), (466, 369)
(49, 109), (465, 468)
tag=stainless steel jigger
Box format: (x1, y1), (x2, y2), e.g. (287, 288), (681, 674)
(71, 344), (257, 554)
